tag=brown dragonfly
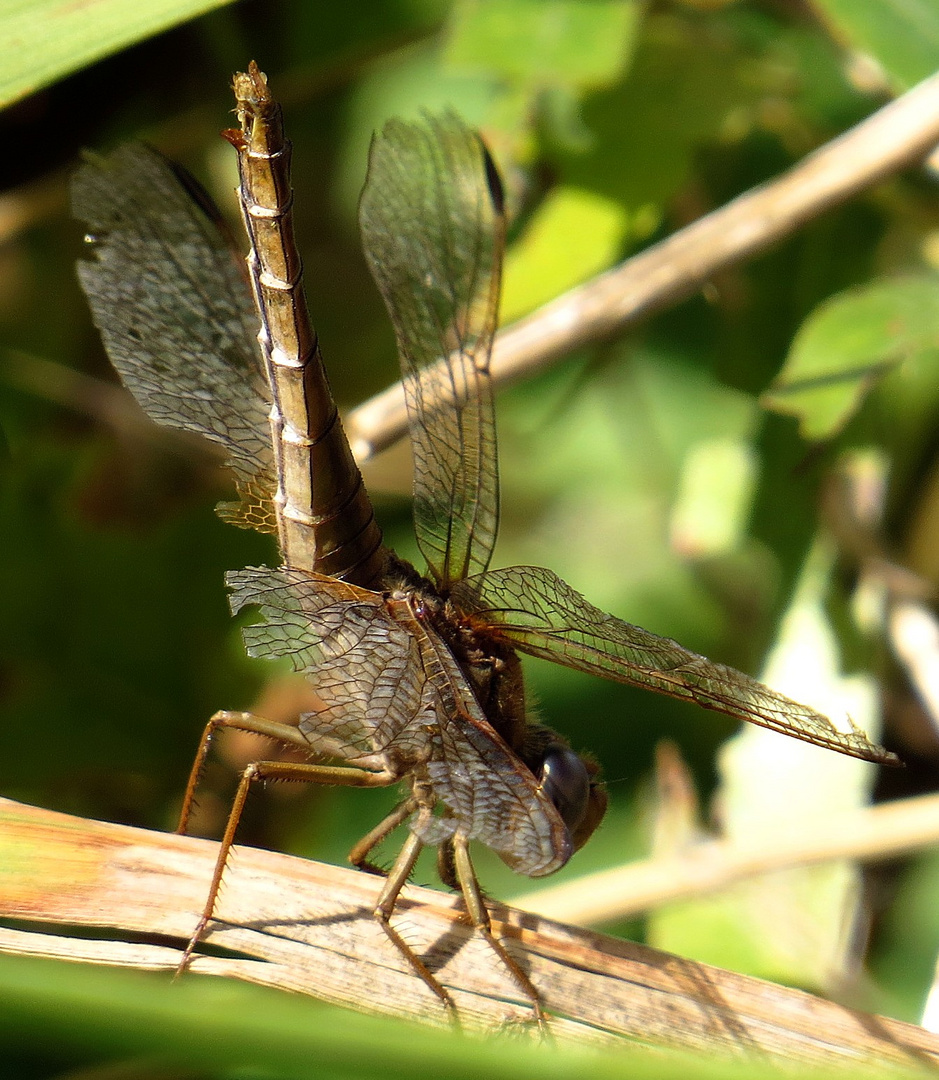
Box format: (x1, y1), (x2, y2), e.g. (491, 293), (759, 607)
(72, 64), (898, 1024)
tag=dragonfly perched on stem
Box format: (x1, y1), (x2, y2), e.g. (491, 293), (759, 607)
(72, 62), (899, 1029)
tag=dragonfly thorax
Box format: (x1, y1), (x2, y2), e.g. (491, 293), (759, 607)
(431, 598), (608, 856)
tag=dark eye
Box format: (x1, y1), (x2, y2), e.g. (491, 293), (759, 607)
(538, 746), (591, 835)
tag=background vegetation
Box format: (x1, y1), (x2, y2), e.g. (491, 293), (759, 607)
(2, 0), (939, 1076)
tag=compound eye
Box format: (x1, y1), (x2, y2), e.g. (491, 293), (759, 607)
(539, 746), (591, 835)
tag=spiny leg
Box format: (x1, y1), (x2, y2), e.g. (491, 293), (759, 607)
(373, 815), (458, 1023)
(436, 838), (457, 890)
(348, 797), (417, 875)
(177, 756), (396, 975)
(452, 833), (548, 1032)
(176, 710), (314, 835)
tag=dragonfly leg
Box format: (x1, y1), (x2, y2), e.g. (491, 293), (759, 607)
(177, 757), (397, 976)
(176, 710), (314, 835)
(374, 822), (458, 1024)
(436, 838), (457, 890)
(452, 833), (549, 1034)
(348, 797), (417, 876)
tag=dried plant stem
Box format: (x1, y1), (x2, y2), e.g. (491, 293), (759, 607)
(2, 796), (939, 1070)
(348, 71), (939, 460)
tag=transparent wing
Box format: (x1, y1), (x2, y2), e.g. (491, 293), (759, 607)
(359, 113), (504, 588)
(453, 565), (901, 766)
(414, 627), (571, 877)
(228, 566), (425, 761)
(72, 143), (275, 531)
(229, 566), (569, 875)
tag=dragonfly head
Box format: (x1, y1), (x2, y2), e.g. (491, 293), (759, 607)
(525, 727), (608, 854)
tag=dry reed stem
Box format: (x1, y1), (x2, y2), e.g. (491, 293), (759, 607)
(2, 796), (938, 1070)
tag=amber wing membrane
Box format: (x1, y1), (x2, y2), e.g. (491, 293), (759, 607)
(228, 565), (424, 762)
(229, 565), (570, 876)
(453, 565), (901, 766)
(359, 113), (504, 589)
(72, 144), (275, 531)
(416, 635), (572, 876)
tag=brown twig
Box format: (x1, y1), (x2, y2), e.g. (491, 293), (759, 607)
(347, 71), (939, 461)
(1, 796), (937, 1070)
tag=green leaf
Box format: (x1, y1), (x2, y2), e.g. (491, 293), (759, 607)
(762, 276), (939, 439)
(444, 0), (641, 87)
(501, 186), (630, 321)
(551, 13), (766, 210)
(669, 438), (757, 558)
(814, 0), (939, 92)
(0, 952), (799, 1080)
(0, 0), (235, 109)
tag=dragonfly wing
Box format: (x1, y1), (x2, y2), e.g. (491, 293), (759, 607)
(229, 566), (569, 873)
(413, 621), (571, 876)
(359, 114), (504, 588)
(453, 565), (901, 766)
(72, 144), (275, 531)
(228, 566), (426, 762)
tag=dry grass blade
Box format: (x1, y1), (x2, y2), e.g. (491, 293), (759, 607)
(2, 796), (938, 1071)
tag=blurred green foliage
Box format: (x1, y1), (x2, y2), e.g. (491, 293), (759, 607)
(2, 0), (939, 1076)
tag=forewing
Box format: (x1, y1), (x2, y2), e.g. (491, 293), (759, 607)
(359, 113), (504, 588)
(229, 566), (567, 871)
(411, 621), (571, 877)
(72, 143), (275, 532)
(453, 565), (901, 766)
(228, 567), (427, 763)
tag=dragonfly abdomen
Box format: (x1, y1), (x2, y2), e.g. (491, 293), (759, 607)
(229, 64), (385, 587)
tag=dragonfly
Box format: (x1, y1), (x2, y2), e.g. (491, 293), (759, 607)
(72, 63), (899, 1026)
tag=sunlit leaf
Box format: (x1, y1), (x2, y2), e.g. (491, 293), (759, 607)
(501, 186), (630, 321)
(762, 276), (939, 440)
(552, 14), (765, 210)
(445, 0), (641, 87)
(669, 438), (757, 558)
(814, 0), (939, 92)
(0, 0), (235, 108)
